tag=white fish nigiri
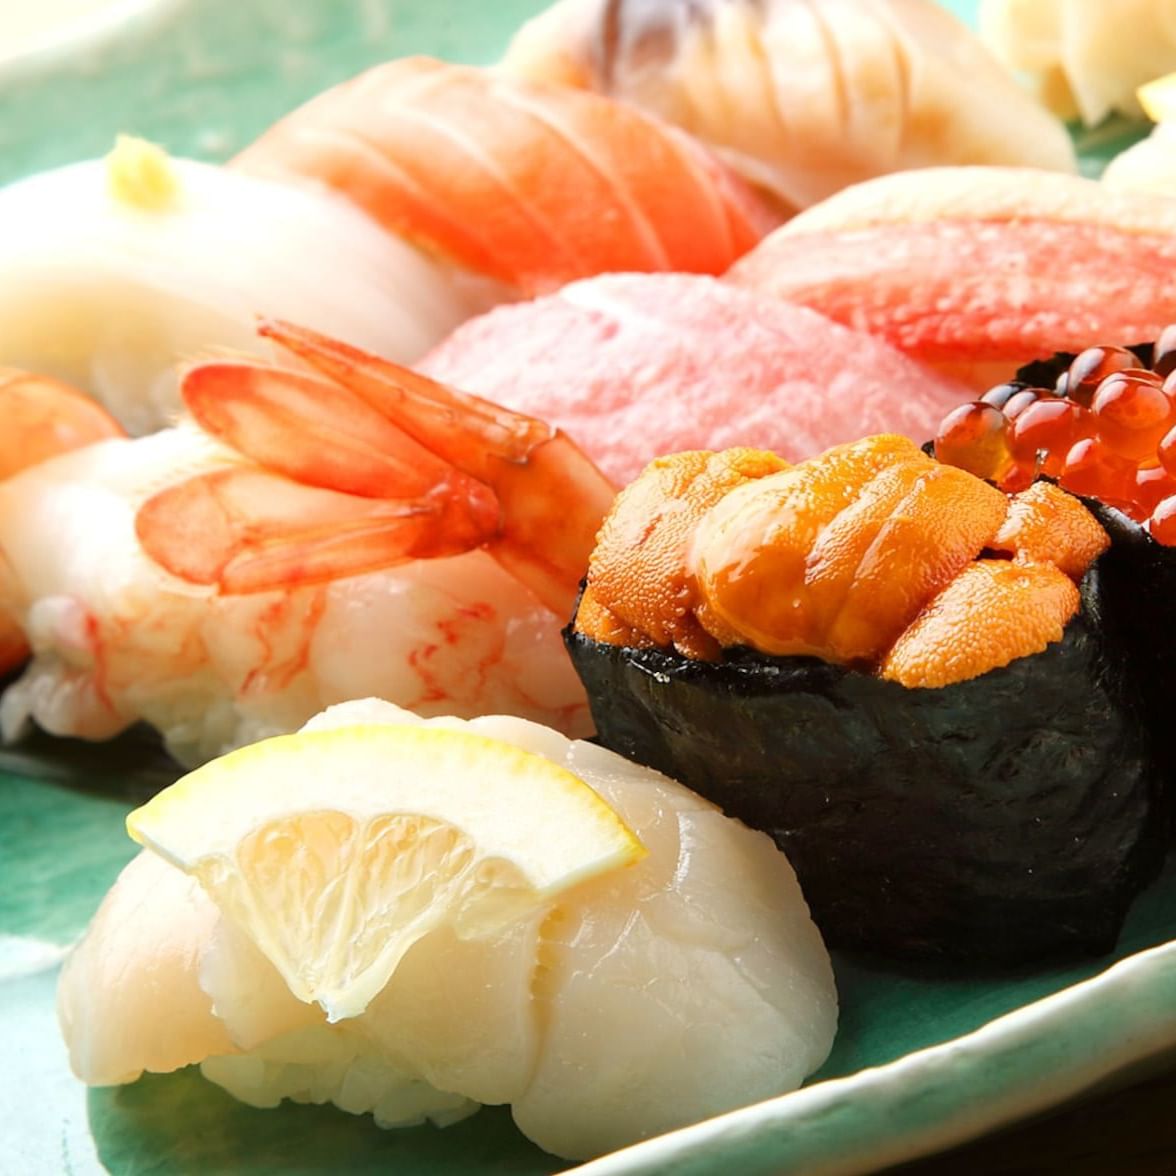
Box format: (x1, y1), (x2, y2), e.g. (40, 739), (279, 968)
(0, 139), (503, 434)
(58, 698), (838, 1160)
(502, 0), (1076, 215)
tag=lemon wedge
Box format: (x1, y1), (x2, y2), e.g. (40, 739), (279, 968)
(127, 724), (644, 1022)
(1139, 73), (1176, 123)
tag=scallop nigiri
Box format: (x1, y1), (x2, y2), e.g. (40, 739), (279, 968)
(502, 0), (1076, 216)
(728, 166), (1176, 389)
(0, 324), (614, 764)
(233, 56), (776, 294)
(0, 139), (500, 435)
(58, 697), (837, 1160)
(421, 273), (973, 484)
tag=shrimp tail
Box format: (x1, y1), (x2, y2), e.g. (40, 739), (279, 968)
(137, 323), (615, 612)
(135, 467), (498, 595)
(261, 320), (618, 615)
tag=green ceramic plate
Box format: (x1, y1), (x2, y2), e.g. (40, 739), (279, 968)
(0, 2), (1166, 1174)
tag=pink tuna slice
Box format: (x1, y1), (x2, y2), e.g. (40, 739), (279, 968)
(420, 273), (972, 486)
(728, 166), (1176, 390)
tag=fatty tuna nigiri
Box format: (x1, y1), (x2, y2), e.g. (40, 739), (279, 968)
(422, 273), (973, 484)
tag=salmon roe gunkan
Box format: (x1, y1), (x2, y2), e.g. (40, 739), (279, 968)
(933, 334), (1176, 544)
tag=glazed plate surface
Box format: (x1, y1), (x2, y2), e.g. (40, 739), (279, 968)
(0, 2), (1168, 1173)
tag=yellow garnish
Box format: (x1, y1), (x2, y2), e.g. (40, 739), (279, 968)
(127, 723), (645, 1021)
(106, 134), (179, 211)
(1138, 73), (1176, 124)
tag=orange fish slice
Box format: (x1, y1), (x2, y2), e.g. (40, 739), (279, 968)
(729, 167), (1176, 388)
(234, 57), (776, 295)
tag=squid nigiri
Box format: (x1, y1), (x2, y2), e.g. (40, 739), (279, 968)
(981, 0), (1176, 125)
(501, 0), (1076, 216)
(233, 56), (776, 294)
(421, 273), (973, 485)
(58, 697), (838, 1160)
(1102, 77), (1176, 196)
(0, 139), (502, 435)
(0, 324), (614, 764)
(728, 166), (1176, 389)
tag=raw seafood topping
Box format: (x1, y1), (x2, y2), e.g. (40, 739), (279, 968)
(574, 436), (1108, 688)
(934, 333), (1176, 541)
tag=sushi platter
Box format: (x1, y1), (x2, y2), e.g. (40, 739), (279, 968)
(7, 0), (1176, 1173)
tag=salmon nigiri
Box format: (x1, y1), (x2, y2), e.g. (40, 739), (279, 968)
(233, 56), (776, 295)
(421, 273), (972, 484)
(728, 166), (1176, 389)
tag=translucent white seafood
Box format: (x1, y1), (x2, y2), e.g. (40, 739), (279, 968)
(502, 0), (1076, 216)
(1102, 121), (1176, 195)
(981, 0), (1176, 125)
(58, 698), (838, 1160)
(0, 325), (615, 763)
(0, 140), (503, 434)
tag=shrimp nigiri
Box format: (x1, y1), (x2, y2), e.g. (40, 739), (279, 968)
(233, 56), (777, 294)
(0, 325), (615, 765)
(59, 697), (838, 1160)
(502, 0), (1076, 216)
(0, 138), (503, 435)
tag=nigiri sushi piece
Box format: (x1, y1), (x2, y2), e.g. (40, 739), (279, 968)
(981, 0), (1176, 125)
(566, 436), (1165, 962)
(0, 323), (614, 764)
(58, 698), (838, 1160)
(728, 166), (1176, 390)
(1102, 76), (1176, 196)
(421, 273), (974, 485)
(0, 138), (502, 435)
(502, 0), (1076, 216)
(233, 56), (776, 295)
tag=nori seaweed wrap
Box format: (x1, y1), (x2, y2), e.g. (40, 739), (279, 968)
(566, 437), (1166, 964)
(934, 342), (1176, 801)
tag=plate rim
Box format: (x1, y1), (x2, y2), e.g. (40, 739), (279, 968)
(572, 937), (1176, 1175)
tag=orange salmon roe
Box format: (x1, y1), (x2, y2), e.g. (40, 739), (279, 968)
(1010, 399), (1093, 477)
(1067, 346), (1138, 407)
(933, 333), (1176, 544)
(1091, 370), (1173, 462)
(1154, 325), (1176, 379)
(1150, 495), (1176, 544)
(1060, 438), (1138, 507)
(933, 403), (1012, 481)
(1135, 464), (1176, 515)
